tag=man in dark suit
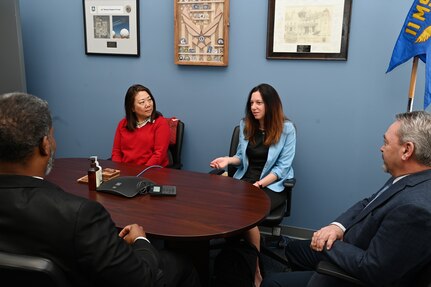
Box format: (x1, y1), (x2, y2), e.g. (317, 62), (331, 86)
(262, 111), (431, 287)
(0, 92), (200, 287)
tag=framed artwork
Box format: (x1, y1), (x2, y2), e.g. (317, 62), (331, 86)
(266, 0), (352, 60)
(174, 0), (230, 66)
(83, 0), (140, 56)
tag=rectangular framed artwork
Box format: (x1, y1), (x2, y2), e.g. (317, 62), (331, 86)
(83, 0), (140, 56)
(174, 0), (230, 66)
(266, 0), (352, 60)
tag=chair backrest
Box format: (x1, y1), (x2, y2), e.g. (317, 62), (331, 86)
(167, 118), (184, 169)
(0, 251), (71, 286)
(227, 125), (240, 177)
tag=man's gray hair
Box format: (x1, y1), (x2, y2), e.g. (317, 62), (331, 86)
(396, 111), (431, 166)
(0, 92), (52, 162)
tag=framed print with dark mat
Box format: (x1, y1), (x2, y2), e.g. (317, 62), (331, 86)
(267, 0), (352, 60)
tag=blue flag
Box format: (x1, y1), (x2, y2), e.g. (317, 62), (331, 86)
(387, 0), (431, 109)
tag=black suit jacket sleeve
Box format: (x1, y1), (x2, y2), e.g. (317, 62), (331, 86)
(74, 200), (161, 286)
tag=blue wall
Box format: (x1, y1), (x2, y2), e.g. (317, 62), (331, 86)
(19, 0), (427, 230)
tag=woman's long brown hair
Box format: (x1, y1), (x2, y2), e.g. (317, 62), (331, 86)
(244, 83), (287, 146)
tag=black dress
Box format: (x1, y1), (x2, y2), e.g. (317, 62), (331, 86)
(241, 130), (286, 210)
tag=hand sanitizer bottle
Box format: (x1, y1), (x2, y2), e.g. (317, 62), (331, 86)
(88, 158), (97, 191)
(88, 156), (102, 190)
(92, 156), (103, 188)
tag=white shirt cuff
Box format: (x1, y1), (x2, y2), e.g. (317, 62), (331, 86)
(134, 236), (150, 243)
(330, 222), (346, 233)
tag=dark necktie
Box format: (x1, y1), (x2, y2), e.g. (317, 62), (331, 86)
(345, 177), (402, 231)
(364, 182), (392, 209)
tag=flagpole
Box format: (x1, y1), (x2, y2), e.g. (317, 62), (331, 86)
(407, 56), (419, 112)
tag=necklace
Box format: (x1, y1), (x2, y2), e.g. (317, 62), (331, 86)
(136, 118), (151, 128)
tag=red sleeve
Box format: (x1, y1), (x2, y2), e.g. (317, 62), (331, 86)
(111, 119), (126, 162)
(145, 117), (170, 166)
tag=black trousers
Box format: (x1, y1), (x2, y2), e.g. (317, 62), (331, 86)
(262, 239), (358, 287)
(284, 239), (358, 287)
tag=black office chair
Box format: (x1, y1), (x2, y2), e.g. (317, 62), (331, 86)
(316, 260), (431, 287)
(166, 118), (184, 169)
(0, 250), (71, 286)
(210, 125), (295, 266)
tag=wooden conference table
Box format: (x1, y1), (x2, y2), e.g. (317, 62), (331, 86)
(46, 158), (270, 285)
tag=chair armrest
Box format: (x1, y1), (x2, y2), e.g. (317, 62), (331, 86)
(283, 178), (296, 188)
(0, 251), (72, 287)
(316, 261), (365, 286)
(209, 169), (226, 175)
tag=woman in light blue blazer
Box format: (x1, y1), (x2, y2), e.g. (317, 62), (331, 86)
(210, 83), (296, 286)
